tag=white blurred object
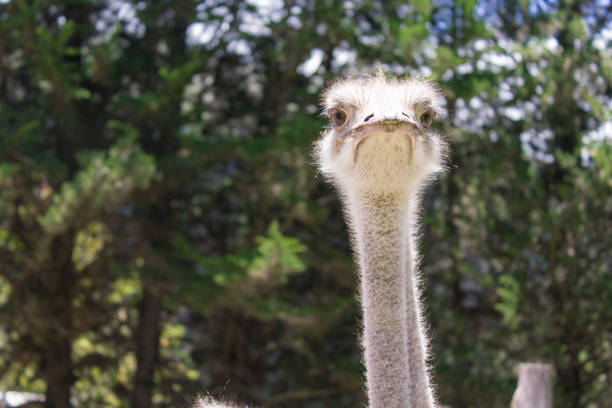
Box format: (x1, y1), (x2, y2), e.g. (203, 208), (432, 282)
(0, 391), (44, 408)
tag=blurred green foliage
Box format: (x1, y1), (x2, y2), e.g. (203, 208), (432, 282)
(0, 0), (610, 407)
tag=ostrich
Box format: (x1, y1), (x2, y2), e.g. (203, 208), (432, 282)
(197, 71), (446, 408)
(314, 72), (445, 408)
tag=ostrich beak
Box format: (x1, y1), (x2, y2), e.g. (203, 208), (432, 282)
(350, 116), (419, 159)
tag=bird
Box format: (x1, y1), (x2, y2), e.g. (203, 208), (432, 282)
(197, 71), (447, 408)
(193, 397), (248, 408)
(314, 71), (446, 408)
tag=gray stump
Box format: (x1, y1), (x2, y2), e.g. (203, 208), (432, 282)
(511, 363), (553, 408)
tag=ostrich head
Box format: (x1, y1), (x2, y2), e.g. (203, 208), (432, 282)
(315, 73), (447, 194)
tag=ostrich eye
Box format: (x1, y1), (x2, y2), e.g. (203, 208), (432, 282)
(330, 109), (348, 127)
(419, 110), (435, 127)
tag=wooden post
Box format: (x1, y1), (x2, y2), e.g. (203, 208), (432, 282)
(511, 363), (553, 408)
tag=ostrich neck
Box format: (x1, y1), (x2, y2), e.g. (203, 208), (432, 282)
(347, 188), (434, 408)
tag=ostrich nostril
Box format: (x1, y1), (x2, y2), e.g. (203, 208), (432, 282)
(363, 114), (374, 123)
(402, 112), (420, 128)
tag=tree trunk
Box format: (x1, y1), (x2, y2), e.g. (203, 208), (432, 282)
(44, 336), (72, 408)
(131, 284), (163, 408)
(43, 232), (76, 408)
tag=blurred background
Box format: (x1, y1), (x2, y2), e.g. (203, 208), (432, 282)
(0, 0), (610, 407)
